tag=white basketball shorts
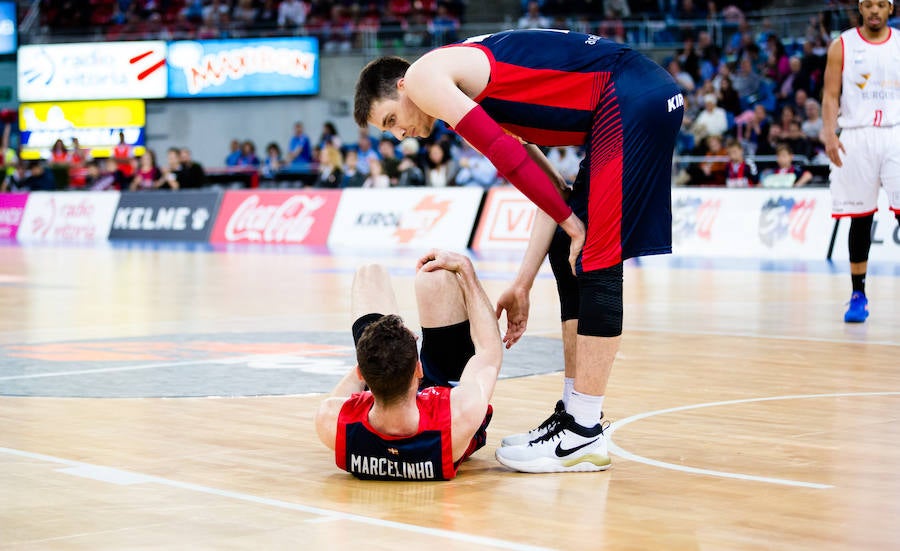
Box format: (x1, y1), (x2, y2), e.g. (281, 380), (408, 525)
(829, 125), (900, 217)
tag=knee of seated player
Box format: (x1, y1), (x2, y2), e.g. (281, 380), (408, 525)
(415, 267), (466, 326)
(355, 263), (389, 283)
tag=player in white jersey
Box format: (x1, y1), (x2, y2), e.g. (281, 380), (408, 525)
(820, 0), (900, 323)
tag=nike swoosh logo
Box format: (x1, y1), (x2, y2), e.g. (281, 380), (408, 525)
(555, 438), (599, 457)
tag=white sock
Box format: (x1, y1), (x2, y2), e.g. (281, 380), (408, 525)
(562, 377), (575, 409)
(567, 391), (604, 428)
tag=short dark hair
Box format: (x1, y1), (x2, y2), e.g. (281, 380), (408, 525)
(355, 314), (418, 405)
(354, 56), (411, 127)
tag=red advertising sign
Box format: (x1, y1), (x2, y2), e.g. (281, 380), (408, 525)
(0, 193), (28, 240)
(209, 190), (341, 245)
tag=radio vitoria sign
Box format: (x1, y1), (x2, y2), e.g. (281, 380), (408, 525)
(17, 37), (320, 102)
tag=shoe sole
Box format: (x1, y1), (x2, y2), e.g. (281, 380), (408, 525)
(844, 312), (869, 323)
(495, 451), (612, 473)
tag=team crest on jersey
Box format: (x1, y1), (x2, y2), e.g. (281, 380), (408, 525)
(387, 447), (399, 455)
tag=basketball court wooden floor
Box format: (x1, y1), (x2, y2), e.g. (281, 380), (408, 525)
(1, 242), (898, 550)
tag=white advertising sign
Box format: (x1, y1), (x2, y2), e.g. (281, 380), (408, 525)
(18, 42), (168, 101)
(471, 187), (538, 251)
(671, 188), (833, 259)
(18, 192), (120, 243)
(328, 188), (484, 250)
(828, 192), (900, 263)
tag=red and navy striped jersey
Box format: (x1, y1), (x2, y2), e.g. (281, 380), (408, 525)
(452, 29), (633, 146)
(335, 387), (456, 481)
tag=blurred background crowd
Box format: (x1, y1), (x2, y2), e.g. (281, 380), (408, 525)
(3, 0), (897, 193)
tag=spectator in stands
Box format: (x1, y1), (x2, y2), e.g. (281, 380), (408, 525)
(316, 142), (344, 188)
(317, 121), (342, 156)
(763, 36), (791, 86)
(454, 140), (499, 189)
(695, 30), (720, 82)
(232, 0), (258, 28)
(397, 137), (426, 186)
(777, 56), (805, 108)
(113, 131), (134, 177)
(774, 104), (799, 136)
(717, 75), (742, 116)
(792, 89), (810, 121)
(604, 0), (631, 18)
(692, 94), (729, 142)
(761, 143), (813, 188)
(278, 0), (308, 28)
(237, 140), (261, 166)
(424, 141), (457, 187)
(262, 142), (284, 179)
(21, 160), (57, 191)
(667, 58), (696, 94)
(517, 1), (550, 29)
(378, 137), (401, 184)
(50, 139), (69, 166)
(429, 3), (460, 45)
(179, 147), (207, 188)
(689, 134), (728, 186)
(1, 117), (17, 190)
(225, 139), (242, 166)
(86, 159), (117, 191)
(255, 0), (279, 27)
(782, 119), (812, 159)
(724, 139), (758, 188)
(676, 33), (701, 85)
(363, 156), (391, 188)
(354, 129), (380, 177)
(130, 150), (166, 191)
(288, 122), (314, 166)
(341, 149), (366, 187)
(546, 146), (581, 186)
(739, 103), (771, 155)
(731, 55), (762, 101)
(203, 0), (230, 25)
(801, 99), (824, 143)
(163, 147), (184, 187)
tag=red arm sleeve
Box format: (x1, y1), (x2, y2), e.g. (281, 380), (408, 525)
(453, 105), (572, 223)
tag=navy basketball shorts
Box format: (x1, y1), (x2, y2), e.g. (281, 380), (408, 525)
(352, 314), (474, 389)
(570, 51), (684, 274)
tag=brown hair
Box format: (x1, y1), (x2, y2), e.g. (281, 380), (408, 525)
(354, 57), (411, 127)
(355, 314), (418, 405)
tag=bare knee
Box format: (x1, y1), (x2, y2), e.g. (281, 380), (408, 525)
(414, 267), (458, 299)
(356, 263), (389, 282)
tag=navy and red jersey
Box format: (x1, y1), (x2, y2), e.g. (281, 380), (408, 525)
(452, 29), (635, 147)
(336, 387), (457, 481)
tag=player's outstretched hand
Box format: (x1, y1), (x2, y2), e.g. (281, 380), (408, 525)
(417, 249), (472, 274)
(495, 285), (529, 349)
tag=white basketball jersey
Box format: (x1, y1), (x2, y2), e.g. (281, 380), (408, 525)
(838, 27), (900, 129)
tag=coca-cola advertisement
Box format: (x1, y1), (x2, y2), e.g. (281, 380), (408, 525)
(209, 190), (341, 245)
(17, 191), (120, 243)
(0, 193), (28, 240)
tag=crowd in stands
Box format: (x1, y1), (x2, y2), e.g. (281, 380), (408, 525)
(6, 0), (898, 193)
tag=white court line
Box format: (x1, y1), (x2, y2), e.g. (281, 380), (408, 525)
(607, 391), (900, 489)
(0, 446), (553, 551)
(0, 348), (355, 382)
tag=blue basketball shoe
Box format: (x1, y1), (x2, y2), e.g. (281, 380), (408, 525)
(844, 291), (869, 323)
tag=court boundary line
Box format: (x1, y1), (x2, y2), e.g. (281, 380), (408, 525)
(0, 446), (554, 551)
(607, 391), (900, 489)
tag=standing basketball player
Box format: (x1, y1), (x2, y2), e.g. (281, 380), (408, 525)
(821, 0), (900, 323)
(354, 29), (683, 473)
(315, 250), (501, 481)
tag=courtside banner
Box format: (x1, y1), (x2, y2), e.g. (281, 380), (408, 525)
(109, 191), (222, 242)
(328, 188), (484, 250)
(18, 41), (168, 102)
(0, 193), (28, 240)
(672, 188), (832, 259)
(167, 38), (319, 98)
(829, 193), (900, 263)
(471, 186), (537, 251)
(209, 190), (340, 245)
(17, 192), (119, 243)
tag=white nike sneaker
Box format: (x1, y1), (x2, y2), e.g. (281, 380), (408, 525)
(500, 401), (566, 447)
(495, 412), (610, 473)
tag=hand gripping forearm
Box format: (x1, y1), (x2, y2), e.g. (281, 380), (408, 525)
(454, 105), (572, 223)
